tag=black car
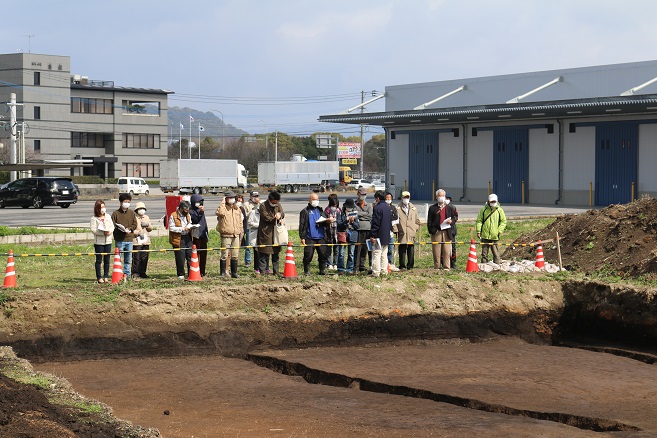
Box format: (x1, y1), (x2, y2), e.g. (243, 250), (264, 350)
(0, 177), (78, 209)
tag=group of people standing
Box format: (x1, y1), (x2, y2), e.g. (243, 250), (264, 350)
(90, 193), (153, 283)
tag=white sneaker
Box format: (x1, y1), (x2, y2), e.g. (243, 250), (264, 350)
(389, 264), (400, 272)
(331, 265), (337, 271)
(178, 275), (184, 280)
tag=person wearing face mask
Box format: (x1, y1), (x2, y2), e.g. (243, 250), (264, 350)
(427, 189), (457, 270)
(257, 191), (285, 276)
(90, 199), (115, 283)
(236, 194), (248, 264)
(396, 191), (420, 270)
(243, 191), (260, 267)
(476, 193), (507, 264)
(299, 192), (330, 275)
(324, 193), (344, 273)
(445, 194), (459, 269)
(385, 192), (400, 272)
(190, 194), (209, 277)
(355, 187), (373, 274)
(111, 193), (139, 281)
(131, 202), (153, 280)
(216, 191), (244, 278)
(169, 200), (194, 279)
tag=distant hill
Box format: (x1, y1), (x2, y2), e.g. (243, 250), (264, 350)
(168, 106), (248, 139)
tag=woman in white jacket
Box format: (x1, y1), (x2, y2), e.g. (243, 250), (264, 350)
(247, 204), (263, 273)
(90, 199), (115, 283)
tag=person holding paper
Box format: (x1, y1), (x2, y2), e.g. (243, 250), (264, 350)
(385, 192), (400, 271)
(216, 191), (244, 278)
(476, 193), (507, 264)
(111, 193), (139, 281)
(427, 189), (457, 270)
(299, 192), (330, 275)
(90, 199), (115, 283)
(132, 201), (153, 280)
(169, 200), (193, 279)
(369, 190), (391, 277)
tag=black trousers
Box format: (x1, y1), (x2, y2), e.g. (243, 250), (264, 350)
(258, 250), (280, 273)
(398, 243), (415, 269)
(132, 244), (150, 277)
(174, 236), (193, 277)
(192, 237), (208, 276)
(303, 238), (328, 273)
(355, 230), (372, 271)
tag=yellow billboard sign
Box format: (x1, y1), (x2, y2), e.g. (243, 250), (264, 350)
(342, 158), (357, 165)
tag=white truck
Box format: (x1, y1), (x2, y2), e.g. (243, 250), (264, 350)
(258, 157), (339, 193)
(160, 159), (248, 194)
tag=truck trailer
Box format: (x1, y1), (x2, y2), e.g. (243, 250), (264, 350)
(160, 159), (248, 194)
(258, 159), (339, 193)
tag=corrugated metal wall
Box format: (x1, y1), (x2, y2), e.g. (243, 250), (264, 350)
(595, 122), (638, 205)
(493, 128), (528, 203)
(408, 131), (438, 200)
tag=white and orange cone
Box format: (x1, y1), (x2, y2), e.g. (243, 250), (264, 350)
(111, 248), (124, 284)
(188, 245), (202, 281)
(466, 239), (479, 273)
(535, 240), (545, 269)
(3, 250), (17, 288)
(283, 242), (298, 279)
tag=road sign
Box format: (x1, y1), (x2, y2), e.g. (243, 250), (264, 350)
(338, 142), (361, 158)
(318, 155), (328, 160)
(316, 135), (336, 149)
(342, 158), (357, 165)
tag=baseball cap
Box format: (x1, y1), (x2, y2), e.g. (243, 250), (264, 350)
(357, 187), (368, 196)
(445, 193), (452, 200)
(401, 191), (411, 198)
(250, 190), (260, 197)
(488, 194), (498, 203)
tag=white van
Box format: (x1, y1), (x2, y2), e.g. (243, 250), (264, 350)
(117, 177), (150, 196)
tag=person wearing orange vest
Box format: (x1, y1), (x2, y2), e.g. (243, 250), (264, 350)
(169, 200), (193, 279)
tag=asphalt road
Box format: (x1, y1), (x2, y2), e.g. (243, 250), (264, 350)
(0, 191), (591, 231)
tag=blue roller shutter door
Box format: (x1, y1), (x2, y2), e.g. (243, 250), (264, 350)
(595, 122), (638, 206)
(409, 131), (438, 200)
(493, 129), (528, 203)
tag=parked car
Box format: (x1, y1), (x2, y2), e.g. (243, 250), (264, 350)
(0, 177), (78, 209)
(320, 179), (341, 192)
(371, 179), (386, 191)
(348, 179), (373, 189)
(117, 177), (150, 196)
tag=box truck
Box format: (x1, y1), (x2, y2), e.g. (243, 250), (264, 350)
(160, 159), (248, 194)
(258, 156), (339, 193)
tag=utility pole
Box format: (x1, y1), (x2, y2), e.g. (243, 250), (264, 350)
(360, 90), (365, 177)
(275, 130), (278, 162)
(7, 93), (23, 182)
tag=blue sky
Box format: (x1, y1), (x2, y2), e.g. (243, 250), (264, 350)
(4, 0), (657, 138)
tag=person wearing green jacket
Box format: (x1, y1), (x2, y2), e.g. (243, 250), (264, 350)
(476, 193), (507, 264)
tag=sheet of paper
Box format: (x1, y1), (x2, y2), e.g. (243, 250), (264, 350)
(366, 238), (381, 251)
(97, 221), (107, 232)
(315, 216), (328, 223)
(440, 217), (452, 230)
(114, 223), (127, 232)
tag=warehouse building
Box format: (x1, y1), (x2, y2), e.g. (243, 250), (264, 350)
(0, 52), (171, 179)
(319, 60), (657, 206)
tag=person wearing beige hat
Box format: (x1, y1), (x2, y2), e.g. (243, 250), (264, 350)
(396, 191), (420, 270)
(132, 201), (153, 280)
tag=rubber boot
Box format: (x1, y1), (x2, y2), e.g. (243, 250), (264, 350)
(303, 263), (310, 276)
(230, 259), (239, 278)
(220, 260), (227, 278)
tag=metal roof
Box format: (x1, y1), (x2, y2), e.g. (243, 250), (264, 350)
(71, 84), (173, 95)
(319, 95), (657, 126)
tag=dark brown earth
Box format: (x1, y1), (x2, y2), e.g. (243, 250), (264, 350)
(506, 196), (657, 277)
(3, 199), (657, 436)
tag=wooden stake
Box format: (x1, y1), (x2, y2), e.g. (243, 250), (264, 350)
(556, 231), (563, 271)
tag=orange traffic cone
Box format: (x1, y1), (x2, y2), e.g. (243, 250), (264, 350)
(3, 250), (17, 288)
(466, 239), (479, 273)
(535, 240), (545, 269)
(111, 248), (124, 284)
(188, 245), (202, 281)
(283, 242), (298, 279)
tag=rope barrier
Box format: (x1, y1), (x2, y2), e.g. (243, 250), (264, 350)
(0, 240), (545, 257)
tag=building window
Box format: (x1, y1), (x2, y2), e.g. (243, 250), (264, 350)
(34, 140), (41, 152)
(34, 72), (40, 86)
(71, 132), (110, 148)
(34, 106), (41, 120)
(122, 162), (160, 178)
(121, 100), (160, 116)
(122, 133), (160, 149)
(71, 98), (113, 114)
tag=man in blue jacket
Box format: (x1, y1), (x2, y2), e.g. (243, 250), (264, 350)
(299, 192), (332, 275)
(370, 190), (391, 277)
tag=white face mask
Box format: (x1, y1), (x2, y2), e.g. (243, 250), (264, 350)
(137, 209), (145, 216)
(227, 198), (235, 204)
(489, 202), (498, 207)
(236, 201), (243, 207)
(311, 200), (320, 208)
(359, 195), (366, 201)
(385, 199), (392, 205)
(195, 202), (201, 208)
(100, 207), (106, 214)
(445, 199), (451, 205)
(437, 196), (445, 204)
(402, 198), (410, 205)
(122, 202), (130, 209)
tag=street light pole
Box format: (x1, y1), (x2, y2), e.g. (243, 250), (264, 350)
(210, 109), (225, 151)
(258, 119), (268, 161)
